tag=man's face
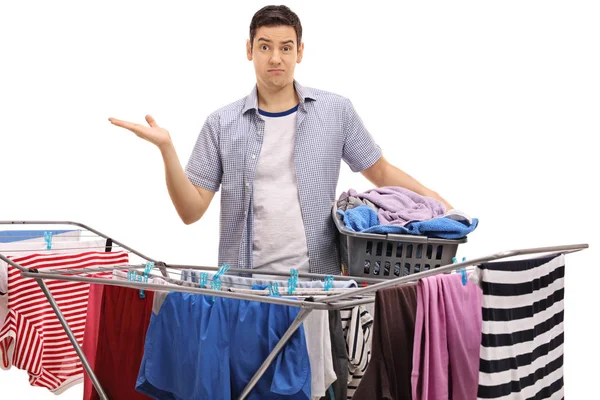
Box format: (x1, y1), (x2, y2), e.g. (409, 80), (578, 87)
(246, 25), (304, 90)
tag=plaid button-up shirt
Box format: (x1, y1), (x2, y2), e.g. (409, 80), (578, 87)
(184, 80), (382, 274)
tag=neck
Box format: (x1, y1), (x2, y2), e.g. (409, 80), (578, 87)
(256, 80), (299, 113)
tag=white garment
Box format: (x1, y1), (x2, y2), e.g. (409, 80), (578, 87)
(0, 235), (107, 328)
(252, 108), (310, 278)
(302, 310), (337, 399)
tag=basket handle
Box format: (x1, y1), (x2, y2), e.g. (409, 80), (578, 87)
(385, 233), (429, 243)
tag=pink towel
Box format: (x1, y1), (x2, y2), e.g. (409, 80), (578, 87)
(411, 273), (482, 400)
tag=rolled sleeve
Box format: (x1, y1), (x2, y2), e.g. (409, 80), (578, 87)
(185, 114), (222, 192)
(342, 98), (383, 172)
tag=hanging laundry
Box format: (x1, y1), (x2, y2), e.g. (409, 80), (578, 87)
(81, 280), (105, 400)
(340, 305), (374, 399)
(353, 285), (417, 400)
(337, 205), (478, 239)
(180, 270), (356, 399)
(86, 284), (157, 400)
(0, 229), (81, 243)
(470, 254), (566, 400)
(303, 310), (337, 400)
(82, 269), (172, 400)
(0, 230), (86, 326)
(340, 187), (446, 226)
(320, 310), (348, 400)
(180, 270), (358, 290)
(0, 250), (128, 393)
(411, 273), (483, 400)
(135, 291), (312, 399)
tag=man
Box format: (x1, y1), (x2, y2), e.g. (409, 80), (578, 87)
(108, 5), (453, 276)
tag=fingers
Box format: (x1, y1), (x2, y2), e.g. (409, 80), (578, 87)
(145, 115), (158, 127)
(108, 117), (148, 138)
(108, 117), (138, 130)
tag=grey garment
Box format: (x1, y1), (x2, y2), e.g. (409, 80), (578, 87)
(337, 192), (378, 212)
(183, 80), (382, 275)
(152, 290), (170, 315)
(325, 310), (348, 400)
(180, 270), (358, 289)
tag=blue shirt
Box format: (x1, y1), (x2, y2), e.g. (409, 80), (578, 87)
(184, 80), (382, 275)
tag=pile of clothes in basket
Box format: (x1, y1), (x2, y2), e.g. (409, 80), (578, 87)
(336, 186), (478, 239)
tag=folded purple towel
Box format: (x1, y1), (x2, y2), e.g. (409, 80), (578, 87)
(347, 186), (446, 226)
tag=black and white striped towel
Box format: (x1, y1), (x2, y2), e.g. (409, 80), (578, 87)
(470, 253), (565, 400)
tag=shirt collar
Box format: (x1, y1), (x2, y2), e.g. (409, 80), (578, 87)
(242, 79), (316, 114)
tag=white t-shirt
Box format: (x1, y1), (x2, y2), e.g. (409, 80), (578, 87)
(304, 310), (337, 399)
(252, 106), (310, 278)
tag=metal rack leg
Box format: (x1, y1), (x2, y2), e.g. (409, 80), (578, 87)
(238, 307), (312, 400)
(34, 278), (109, 400)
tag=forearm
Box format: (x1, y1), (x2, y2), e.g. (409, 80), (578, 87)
(159, 143), (209, 224)
(381, 163), (454, 211)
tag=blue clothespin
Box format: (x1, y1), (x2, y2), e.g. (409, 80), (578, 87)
(138, 261), (154, 299)
(211, 279), (222, 291)
(210, 264), (230, 301)
(453, 257), (467, 285)
(324, 275), (334, 292)
(44, 231), (52, 250)
(127, 270), (137, 282)
(127, 269), (145, 296)
(269, 282), (280, 297)
(211, 264), (230, 289)
(199, 272), (208, 288)
(213, 264), (230, 282)
(288, 268), (298, 295)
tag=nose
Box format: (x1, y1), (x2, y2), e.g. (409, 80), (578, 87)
(270, 50), (282, 65)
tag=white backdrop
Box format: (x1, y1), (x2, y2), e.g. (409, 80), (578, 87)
(1, 0), (598, 398)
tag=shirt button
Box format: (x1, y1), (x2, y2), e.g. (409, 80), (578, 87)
(251, 154), (256, 159)
(245, 181), (250, 187)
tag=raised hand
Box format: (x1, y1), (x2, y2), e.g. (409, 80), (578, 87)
(108, 115), (172, 149)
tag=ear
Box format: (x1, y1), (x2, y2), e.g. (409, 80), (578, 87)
(246, 39), (253, 61)
(297, 42), (304, 63)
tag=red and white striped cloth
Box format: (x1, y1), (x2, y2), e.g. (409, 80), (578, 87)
(0, 250), (128, 393)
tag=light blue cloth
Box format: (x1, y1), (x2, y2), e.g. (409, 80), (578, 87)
(0, 230), (75, 243)
(337, 206), (478, 239)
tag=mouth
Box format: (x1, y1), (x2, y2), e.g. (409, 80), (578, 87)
(268, 69), (285, 73)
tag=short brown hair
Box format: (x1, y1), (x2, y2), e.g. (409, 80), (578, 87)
(249, 5), (302, 49)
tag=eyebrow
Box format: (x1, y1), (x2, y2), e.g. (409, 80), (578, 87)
(257, 37), (295, 45)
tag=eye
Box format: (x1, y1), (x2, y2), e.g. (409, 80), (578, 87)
(283, 46), (291, 52)
(261, 45), (269, 51)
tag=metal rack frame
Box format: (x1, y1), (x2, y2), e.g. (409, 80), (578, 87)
(0, 220), (589, 399)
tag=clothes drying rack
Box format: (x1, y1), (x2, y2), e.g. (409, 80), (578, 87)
(0, 220), (589, 400)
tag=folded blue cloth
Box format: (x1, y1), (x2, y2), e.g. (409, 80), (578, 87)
(337, 206), (478, 239)
(0, 229), (75, 243)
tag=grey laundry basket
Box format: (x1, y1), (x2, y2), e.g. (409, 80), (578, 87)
(333, 203), (466, 280)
